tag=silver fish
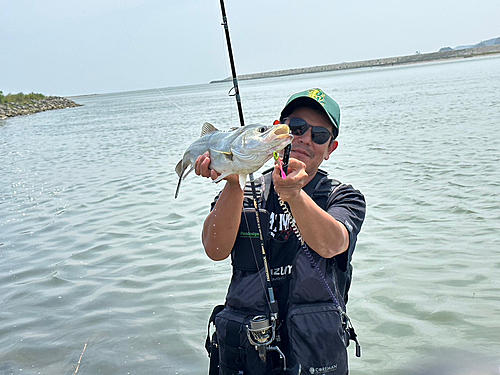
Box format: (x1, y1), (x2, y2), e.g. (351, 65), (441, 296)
(175, 122), (292, 198)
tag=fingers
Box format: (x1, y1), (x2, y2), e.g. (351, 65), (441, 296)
(286, 158), (307, 174)
(273, 158), (308, 202)
(195, 152), (223, 181)
(210, 169), (220, 180)
(195, 152), (212, 178)
(274, 158), (306, 180)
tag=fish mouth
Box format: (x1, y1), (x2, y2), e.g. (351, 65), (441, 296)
(265, 125), (293, 155)
(266, 124), (292, 141)
(272, 124), (290, 139)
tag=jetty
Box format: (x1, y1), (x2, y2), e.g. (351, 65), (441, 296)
(211, 44), (500, 83)
(0, 96), (81, 120)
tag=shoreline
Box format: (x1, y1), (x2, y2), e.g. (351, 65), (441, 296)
(0, 96), (82, 120)
(210, 44), (500, 83)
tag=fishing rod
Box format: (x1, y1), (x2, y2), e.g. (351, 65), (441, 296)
(217, 0), (360, 365)
(219, 0), (245, 128)
(218, 0), (281, 362)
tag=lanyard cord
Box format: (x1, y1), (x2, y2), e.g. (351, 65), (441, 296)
(276, 153), (361, 356)
(273, 152), (344, 311)
(277, 197), (344, 312)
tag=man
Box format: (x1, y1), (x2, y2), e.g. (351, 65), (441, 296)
(197, 88), (366, 375)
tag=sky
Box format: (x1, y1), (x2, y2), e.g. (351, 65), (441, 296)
(1, 0), (499, 96)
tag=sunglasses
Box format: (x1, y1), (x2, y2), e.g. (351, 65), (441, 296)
(284, 117), (334, 145)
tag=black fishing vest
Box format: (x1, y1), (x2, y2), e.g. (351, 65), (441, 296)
(228, 169), (352, 309)
(213, 170), (351, 374)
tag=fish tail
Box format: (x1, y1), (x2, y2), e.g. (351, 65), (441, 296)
(174, 159), (194, 198)
(175, 175), (182, 199)
(174, 159), (186, 198)
(175, 159), (184, 177)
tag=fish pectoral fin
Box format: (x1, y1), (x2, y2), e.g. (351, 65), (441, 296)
(211, 149), (233, 161)
(213, 173), (229, 184)
(201, 122), (218, 136)
(212, 173), (246, 192)
(211, 149), (232, 155)
(238, 174), (247, 191)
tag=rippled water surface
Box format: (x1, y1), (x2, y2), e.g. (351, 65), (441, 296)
(1, 56), (500, 375)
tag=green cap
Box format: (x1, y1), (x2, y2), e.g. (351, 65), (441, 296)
(280, 88), (340, 139)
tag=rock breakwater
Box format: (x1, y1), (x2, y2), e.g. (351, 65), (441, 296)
(211, 44), (500, 83)
(0, 96), (82, 120)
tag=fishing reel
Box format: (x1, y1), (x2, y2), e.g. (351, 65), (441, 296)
(246, 315), (276, 362)
(246, 315), (291, 369)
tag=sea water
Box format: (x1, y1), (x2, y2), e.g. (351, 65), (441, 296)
(1, 55), (499, 375)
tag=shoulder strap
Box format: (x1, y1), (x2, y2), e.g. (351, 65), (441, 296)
(242, 169), (273, 208)
(311, 170), (341, 211)
(245, 169), (340, 210)
(205, 304), (225, 355)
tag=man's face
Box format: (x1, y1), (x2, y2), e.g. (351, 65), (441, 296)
(286, 107), (338, 176)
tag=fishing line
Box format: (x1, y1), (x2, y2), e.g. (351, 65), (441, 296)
(119, 0), (184, 111)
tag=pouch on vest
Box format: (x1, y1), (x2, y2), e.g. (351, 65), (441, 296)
(206, 305), (225, 375)
(226, 267), (269, 311)
(231, 208), (269, 272)
(286, 303), (348, 375)
(286, 248), (349, 373)
(215, 307), (272, 375)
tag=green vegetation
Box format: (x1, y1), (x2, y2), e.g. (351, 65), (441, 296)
(0, 91), (46, 105)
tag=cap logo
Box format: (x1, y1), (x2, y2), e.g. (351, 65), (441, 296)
(308, 89), (326, 106)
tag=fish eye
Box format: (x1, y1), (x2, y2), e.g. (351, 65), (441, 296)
(258, 126), (267, 133)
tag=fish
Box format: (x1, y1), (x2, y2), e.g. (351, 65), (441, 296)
(175, 122), (292, 198)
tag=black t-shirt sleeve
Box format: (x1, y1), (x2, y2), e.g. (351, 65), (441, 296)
(326, 184), (366, 271)
(209, 191), (222, 211)
(210, 181), (257, 211)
